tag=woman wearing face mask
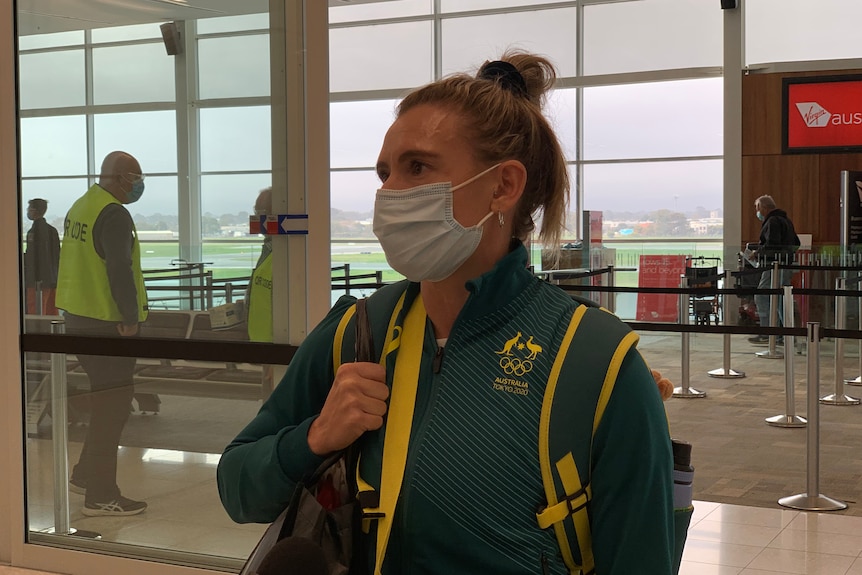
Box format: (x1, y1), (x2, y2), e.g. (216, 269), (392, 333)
(218, 52), (675, 574)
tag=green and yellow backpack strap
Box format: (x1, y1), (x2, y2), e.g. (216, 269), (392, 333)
(329, 281), (427, 575)
(536, 302), (639, 575)
(329, 279), (413, 518)
(332, 280), (410, 373)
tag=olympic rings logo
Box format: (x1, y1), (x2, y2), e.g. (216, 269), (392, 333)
(499, 356), (533, 376)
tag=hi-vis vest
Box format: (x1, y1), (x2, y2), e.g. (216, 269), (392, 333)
(56, 184), (148, 323)
(247, 251), (273, 342)
(330, 281), (685, 575)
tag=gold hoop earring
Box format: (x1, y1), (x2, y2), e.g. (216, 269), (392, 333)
(497, 211), (505, 227)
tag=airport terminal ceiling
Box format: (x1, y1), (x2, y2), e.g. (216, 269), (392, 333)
(16, 0), (393, 35)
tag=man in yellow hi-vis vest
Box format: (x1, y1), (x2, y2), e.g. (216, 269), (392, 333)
(245, 187), (275, 395)
(246, 187), (273, 343)
(56, 151), (149, 517)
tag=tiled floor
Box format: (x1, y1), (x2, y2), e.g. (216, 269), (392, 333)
(24, 441), (266, 561)
(680, 500), (862, 574)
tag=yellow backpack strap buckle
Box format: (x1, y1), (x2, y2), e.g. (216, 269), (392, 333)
(536, 485), (590, 529)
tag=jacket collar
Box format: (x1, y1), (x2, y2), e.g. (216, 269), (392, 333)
(461, 240), (535, 319)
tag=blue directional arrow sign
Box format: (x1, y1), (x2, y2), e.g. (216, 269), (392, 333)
(278, 214), (309, 235)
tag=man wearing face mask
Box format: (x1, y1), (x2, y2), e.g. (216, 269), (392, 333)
(56, 150), (149, 516)
(747, 194), (800, 345)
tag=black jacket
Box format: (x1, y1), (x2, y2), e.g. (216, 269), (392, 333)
(24, 217), (60, 288)
(758, 208), (800, 262)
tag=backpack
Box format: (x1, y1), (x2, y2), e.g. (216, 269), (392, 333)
(332, 282), (691, 574)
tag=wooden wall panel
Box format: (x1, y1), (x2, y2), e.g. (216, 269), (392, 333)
(741, 154), (819, 245)
(742, 73), (783, 156)
(741, 69), (862, 249)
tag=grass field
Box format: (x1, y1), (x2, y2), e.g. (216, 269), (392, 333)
(139, 239), (724, 289)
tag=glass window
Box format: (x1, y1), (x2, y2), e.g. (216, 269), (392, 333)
(18, 50), (86, 110)
(21, 178), (89, 232)
(331, 170), (378, 217)
(92, 43), (176, 105)
(16, 1), (287, 568)
(200, 107), (272, 173)
(91, 23), (162, 43)
(17, 30), (84, 50)
(441, 8), (577, 77)
(583, 160), (723, 229)
(330, 21), (433, 92)
(441, 0), (573, 12)
(329, 0), (431, 23)
(22, 355), (267, 551)
(745, 0), (862, 65)
(331, 99), (397, 169)
(129, 175), (180, 230)
(200, 174), (274, 286)
(583, 78), (723, 161)
(94, 111), (178, 174)
(196, 12), (270, 34)
(546, 88), (577, 161)
(20, 115), (87, 177)
(583, 0), (721, 75)
(201, 173), (273, 228)
(198, 35), (270, 99)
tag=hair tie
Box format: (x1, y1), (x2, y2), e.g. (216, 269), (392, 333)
(478, 60), (528, 98)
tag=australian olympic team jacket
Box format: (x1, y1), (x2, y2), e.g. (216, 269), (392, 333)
(217, 242), (675, 575)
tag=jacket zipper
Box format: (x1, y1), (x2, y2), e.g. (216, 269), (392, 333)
(540, 552), (550, 574)
(397, 326), (448, 572)
(432, 346), (445, 373)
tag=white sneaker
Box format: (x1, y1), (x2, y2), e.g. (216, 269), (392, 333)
(82, 496), (147, 517)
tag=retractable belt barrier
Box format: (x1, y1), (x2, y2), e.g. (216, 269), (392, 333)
(29, 271), (862, 519)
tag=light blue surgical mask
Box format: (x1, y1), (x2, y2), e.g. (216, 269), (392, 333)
(373, 163), (500, 282)
(756, 210), (764, 222)
(127, 179), (145, 203)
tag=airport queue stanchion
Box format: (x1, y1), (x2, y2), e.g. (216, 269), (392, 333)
(47, 321), (101, 539)
(820, 277), (859, 406)
(49, 320), (73, 535)
(845, 274), (862, 386)
(606, 265), (616, 314)
(674, 275), (706, 398)
(757, 261), (784, 360)
(35, 281), (44, 315)
(779, 322), (848, 511)
(708, 292), (745, 379)
(766, 285), (806, 427)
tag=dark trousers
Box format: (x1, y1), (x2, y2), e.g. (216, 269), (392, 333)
(66, 319), (136, 503)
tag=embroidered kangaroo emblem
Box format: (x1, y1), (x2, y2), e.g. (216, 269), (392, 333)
(495, 331), (522, 356)
(524, 336), (543, 360)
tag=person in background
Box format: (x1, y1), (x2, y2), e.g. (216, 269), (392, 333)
(748, 194), (800, 346)
(56, 150), (149, 517)
(246, 187), (273, 343)
(24, 197), (60, 315)
(218, 52), (674, 573)
(245, 187), (275, 395)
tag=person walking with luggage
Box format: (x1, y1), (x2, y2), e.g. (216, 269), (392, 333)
(748, 195), (800, 345)
(56, 150), (149, 516)
(218, 52), (675, 574)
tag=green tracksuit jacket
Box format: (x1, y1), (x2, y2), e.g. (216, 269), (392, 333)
(218, 243), (674, 574)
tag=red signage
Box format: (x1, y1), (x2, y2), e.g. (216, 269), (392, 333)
(784, 75), (862, 153)
(636, 255), (687, 323)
